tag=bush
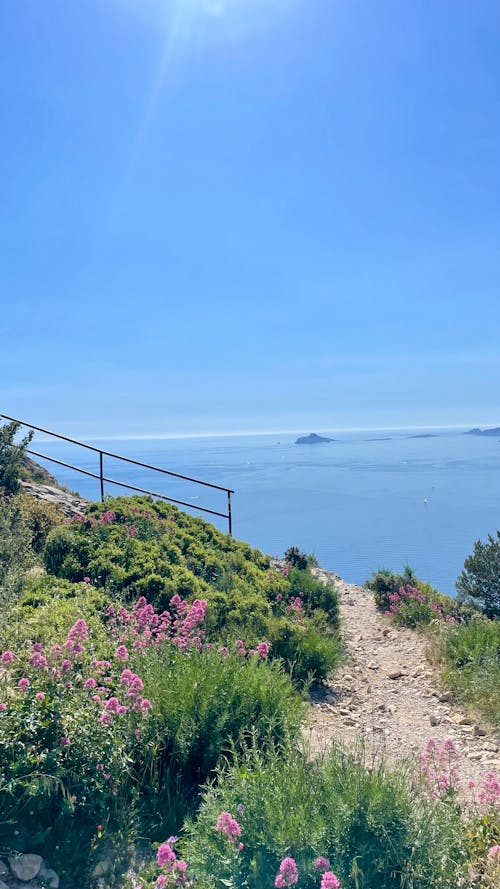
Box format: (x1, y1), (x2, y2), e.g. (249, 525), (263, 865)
(267, 617), (342, 686)
(288, 568), (339, 626)
(178, 741), (466, 889)
(18, 494), (63, 552)
(457, 531), (500, 618)
(284, 546), (309, 570)
(0, 497), (34, 606)
(0, 592), (304, 879)
(0, 420), (33, 495)
(366, 566), (417, 611)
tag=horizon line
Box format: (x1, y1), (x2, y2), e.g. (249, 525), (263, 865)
(32, 422), (498, 443)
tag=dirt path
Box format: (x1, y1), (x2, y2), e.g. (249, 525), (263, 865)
(308, 569), (500, 783)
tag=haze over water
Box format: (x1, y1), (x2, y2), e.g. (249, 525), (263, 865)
(34, 427), (500, 596)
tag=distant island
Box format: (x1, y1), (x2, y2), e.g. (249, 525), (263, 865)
(409, 434), (438, 439)
(465, 427), (500, 436)
(295, 432), (334, 445)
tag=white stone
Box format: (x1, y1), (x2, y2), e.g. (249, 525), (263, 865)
(39, 864), (60, 888)
(8, 854), (43, 882)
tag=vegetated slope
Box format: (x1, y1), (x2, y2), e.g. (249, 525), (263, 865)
(41, 496), (342, 685)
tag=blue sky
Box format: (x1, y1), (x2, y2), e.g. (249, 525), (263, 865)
(1, 0), (499, 437)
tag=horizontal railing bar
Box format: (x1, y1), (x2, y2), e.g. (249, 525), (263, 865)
(2, 413), (233, 493)
(26, 450), (230, 520)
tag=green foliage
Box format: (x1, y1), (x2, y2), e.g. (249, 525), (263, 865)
(0, 497), (34, 607)
(134, 646), (305, 837)
(288, 568), (339, 626)
(430, 618), (500, 726)
(365, 566), (417, 611)
(181, 740), (466, 889)
(17, 494), (63, 552)
(42, 497), (342, 684)
(284, 546), (309, 570)
(457, 531), (500, 618)
(0, 420), (34, 495)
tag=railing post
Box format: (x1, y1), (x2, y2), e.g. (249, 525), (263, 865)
(227, 491), (232, 537)
(99, 451), (104, 502)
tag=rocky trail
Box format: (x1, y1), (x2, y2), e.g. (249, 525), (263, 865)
(309, 569), (500, 783)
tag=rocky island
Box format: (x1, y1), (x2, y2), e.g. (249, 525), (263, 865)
(295, 432), (334, 444)
(465, 427), (500, 436)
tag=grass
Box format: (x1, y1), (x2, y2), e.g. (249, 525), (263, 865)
(428, 618), (500, 727)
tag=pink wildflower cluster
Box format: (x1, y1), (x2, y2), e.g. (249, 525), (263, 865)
(274, 856), (340, 888)
(156, 837), (187, 887)
(419, 738), (462, 800)
(274, 857), (298, 887)
(106, 595), (207, 652)
(420, 739), (500, 812)
(385, 585), (456, 623)
(477, 772), (500, 808)
(0, 618), (151, 727)
(488, 845), (500, 861)
(215, 812), (243, 849)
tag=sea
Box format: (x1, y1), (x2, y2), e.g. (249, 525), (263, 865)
(31, 428), (500, 597)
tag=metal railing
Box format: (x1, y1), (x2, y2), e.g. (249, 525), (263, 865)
(1, 413), (233, 535)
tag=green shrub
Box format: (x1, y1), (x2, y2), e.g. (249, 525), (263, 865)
(0, 497), (34, 606)
(179, 741), (466, 889)
(365, 566), (417, 611)
(288, 568), (339, 626)
(0, 420), (33, 495)
(457, 531), (500, 618)
(18, 494), (63, 552)
(135, 646), (305, 837)
(42, 497), (341, 684)
(431, 618), (500, 726)
(267, 617), (342, 686)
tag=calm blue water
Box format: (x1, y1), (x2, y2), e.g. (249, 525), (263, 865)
(31, 429), (500, 596)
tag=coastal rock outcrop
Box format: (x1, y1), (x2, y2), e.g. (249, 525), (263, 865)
(295, 433), (334, 445)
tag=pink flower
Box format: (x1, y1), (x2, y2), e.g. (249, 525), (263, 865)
(115, 645), (128, 661)
(100, 711), (111, 725)
(314, 857), (331, 872)
(60, 736), (70, 745)
(83, 576), (91, 584)
(85, 677), (97, 689)
(35, 692), (45, 702)
(1, 651), (14, 665)
(321, 873), (340, 889)
(0, 703), (7, 711)
(275, 857), (298, 887)
(18, 678), (30, 690)
(157, 843), (176, 867)
(257, 641), (269, 659)
(215, 812), (242, 840)
(488, 845), (500, 860)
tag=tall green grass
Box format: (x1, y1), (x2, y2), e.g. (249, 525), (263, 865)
(430, 618), (500, 726)
(180, 740), (467, 889)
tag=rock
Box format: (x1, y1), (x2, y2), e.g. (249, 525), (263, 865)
(325, 694), (336, 704)
(367, 662), (379, 670)
(343, 675), (354, 683)
(457, 716), (473, 726)
(0, 880), (9, 889)
(8, 854), (43, 882)
(469, 752), (482, 761)
(39, 865), (59, 888)
(92, 857), (113, 879)
(473, 725), (487, 737)
(388, 670), (403, 680)
(483, 741), (499, 752)
(342, 717), (357, 726)
(429, 713), (440, 726)
(437, 692), (451, 703)
(0, 863), (8, 878)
